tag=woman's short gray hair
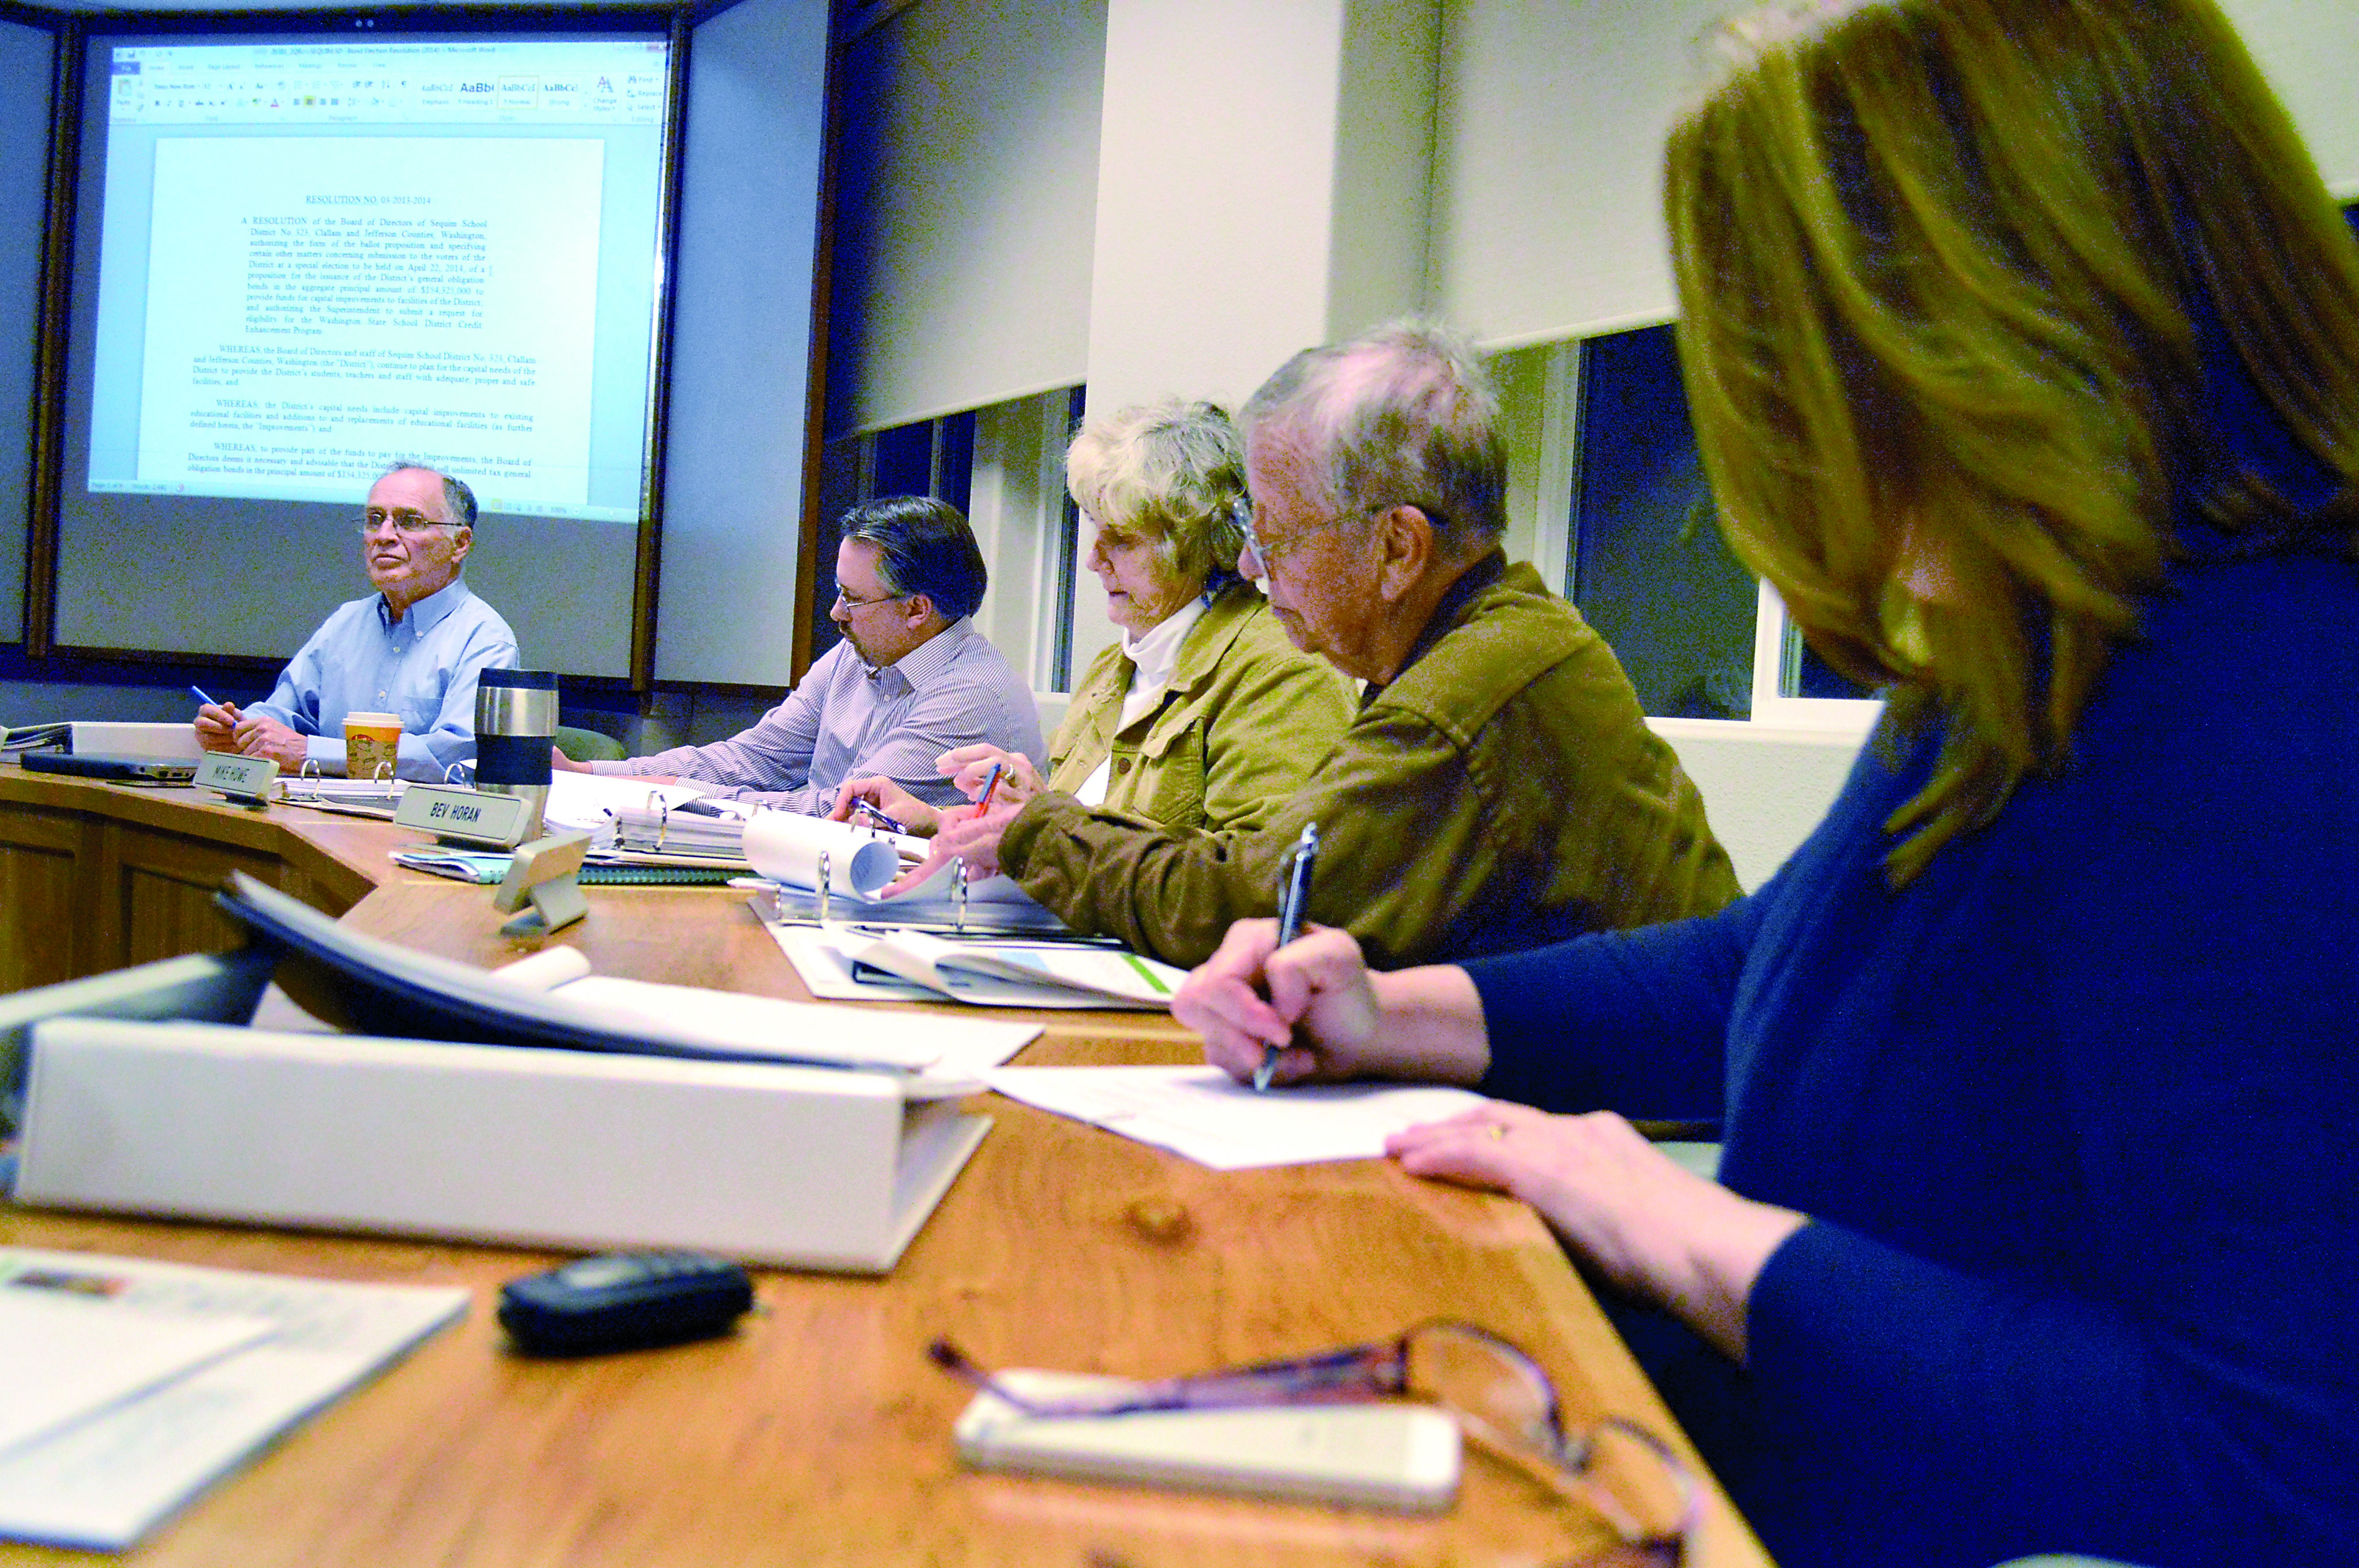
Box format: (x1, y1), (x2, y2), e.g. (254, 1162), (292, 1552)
(1065, 399), (1249, 593)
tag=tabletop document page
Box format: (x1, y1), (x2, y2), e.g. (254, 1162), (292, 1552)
(0, 1248), (467, 1550)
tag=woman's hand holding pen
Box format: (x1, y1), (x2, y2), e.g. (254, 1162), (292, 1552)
(938, 744), (1044, 809)
(1174, 922), (1495, 1090)
(1177, 923), (1382, 1086)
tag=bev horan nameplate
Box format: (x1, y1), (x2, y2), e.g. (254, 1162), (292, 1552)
(394, 784), (534, 850)
(194, 753), (278, 804)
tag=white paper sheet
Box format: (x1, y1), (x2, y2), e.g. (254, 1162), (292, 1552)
(542, 771), (712, 833)
(981, 1066), (1490, 1169)
(0, 1249), (467, 1551)
(0, 1291), (276, 1459)
(551, 973), (1038, 1085)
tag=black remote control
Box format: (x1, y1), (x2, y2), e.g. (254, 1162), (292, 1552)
(497, 1251), (755, 1356)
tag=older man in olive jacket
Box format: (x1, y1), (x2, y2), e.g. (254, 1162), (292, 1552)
(909, 323), (1739, 969)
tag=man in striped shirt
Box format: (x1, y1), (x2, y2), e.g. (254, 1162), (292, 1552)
(560, 495), (1042, 813)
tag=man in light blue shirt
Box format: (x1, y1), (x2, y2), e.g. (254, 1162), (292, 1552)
(564, 495), (1041, 813)
(192, 464), (519, 780)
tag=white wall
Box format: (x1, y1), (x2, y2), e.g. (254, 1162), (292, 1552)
(1649, 718), (1865, 892)
(828, 0), (1107, 437)
(1427, 0), (2359, 350)
(1427, 0), (1728, 346)
(656, 0), (833, 688)
(2222, 0), (2359, 197)
(1069, 0), (1441, 678)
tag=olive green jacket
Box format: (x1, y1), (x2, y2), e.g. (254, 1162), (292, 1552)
(1001, 556), (1738, 969)
(1046, 582), (1353, 834)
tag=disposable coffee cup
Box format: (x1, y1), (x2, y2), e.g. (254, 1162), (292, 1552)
(343, 711), (403, 781)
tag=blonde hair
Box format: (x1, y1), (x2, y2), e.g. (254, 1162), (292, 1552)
(1666, 0), (2359, 883)
(1064, 400), (1248, 593)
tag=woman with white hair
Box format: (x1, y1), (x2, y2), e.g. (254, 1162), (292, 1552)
(835, 399), (1350, 846)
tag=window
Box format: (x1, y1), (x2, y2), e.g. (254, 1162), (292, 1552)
(815, 388), (1080, 690)
(1516, 324), (1876, 736)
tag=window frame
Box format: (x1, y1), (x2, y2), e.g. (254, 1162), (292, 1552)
(1508, 329), (1881, 740)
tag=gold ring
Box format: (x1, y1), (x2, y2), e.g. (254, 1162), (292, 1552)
(1484, 1123), (1509, 1142)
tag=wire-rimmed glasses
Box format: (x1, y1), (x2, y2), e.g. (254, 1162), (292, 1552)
(1237, 506), (1358, 576)
(833, 585), (913, 611)
(929, 1318), (1699, 1565)
(1238, 499), (1457, 578)
(354, 508), (457, 537)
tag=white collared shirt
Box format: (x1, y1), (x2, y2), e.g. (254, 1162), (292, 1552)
(1075, 594), (1210, 806)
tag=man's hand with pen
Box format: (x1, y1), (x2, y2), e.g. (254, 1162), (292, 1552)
(192, 684), (245, 755)
(191, 684), (308, 769)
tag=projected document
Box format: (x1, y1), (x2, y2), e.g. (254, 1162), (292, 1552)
(80, 35), (670, 523)
(138, 137), (603, 509)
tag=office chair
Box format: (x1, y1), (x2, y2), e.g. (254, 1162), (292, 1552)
(553, 724), (627, 764)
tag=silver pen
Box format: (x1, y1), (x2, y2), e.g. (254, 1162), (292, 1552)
(1254, 821), (1321, 1092)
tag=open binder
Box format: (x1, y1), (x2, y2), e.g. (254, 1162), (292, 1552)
(212, 870), (1032, 1079)
(16, 874), (1046, 1274)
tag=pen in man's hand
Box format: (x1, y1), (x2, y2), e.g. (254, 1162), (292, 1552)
(972, 762), (1005, 818)
(191, 684), (242, 721)
(853, 799), (907, 835)
(1255, 821), (1321, 1092)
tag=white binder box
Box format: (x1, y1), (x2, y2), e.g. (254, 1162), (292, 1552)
(68, 721), (205, 760)
(14, 1019), (991, 1274)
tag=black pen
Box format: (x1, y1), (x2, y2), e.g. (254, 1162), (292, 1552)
(1254, 821), (1320, 1092)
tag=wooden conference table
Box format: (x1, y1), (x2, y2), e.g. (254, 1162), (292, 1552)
(0, 767), (1770, 1567)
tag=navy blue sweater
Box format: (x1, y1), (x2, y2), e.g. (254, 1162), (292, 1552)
(1467, 547), (2359, 1567)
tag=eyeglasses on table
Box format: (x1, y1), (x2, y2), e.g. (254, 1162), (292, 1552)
(930, 1316), (1699, 1566)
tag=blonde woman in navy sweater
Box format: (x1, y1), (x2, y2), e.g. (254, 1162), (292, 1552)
(1176, 1), (2359, 1563)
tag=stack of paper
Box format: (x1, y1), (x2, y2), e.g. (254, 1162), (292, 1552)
(606, 801), (755, 858)
(0, 1248), (467, 1550)
(778, 926), (1184, 1010)
(982, 1065), (1488, 1169)
(489, 944), (1038, 1083)
(541, 772), (714, 836)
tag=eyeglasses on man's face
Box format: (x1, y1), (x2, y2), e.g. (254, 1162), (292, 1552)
(1239, 498), (1451, 577)
(356, 508), (458, 538)
(834, 585), (913, 612)
(929, 1318), (1698, 1565)
(1238, 506), (1358, 575)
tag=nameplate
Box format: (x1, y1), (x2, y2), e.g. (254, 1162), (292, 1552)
(394, 784), (532, 849)
(193, 753), (278, 804)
